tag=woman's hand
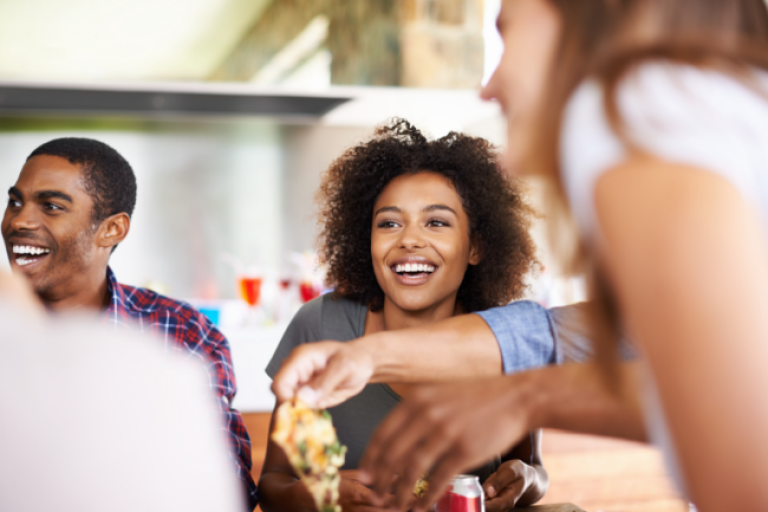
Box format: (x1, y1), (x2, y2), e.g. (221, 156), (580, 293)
(359, 376), (535, 512)
(271, 341), (375, 408)
(339, 470), (405, 512)
(483, 460), (544, 511)
(359, 363), (643, 512)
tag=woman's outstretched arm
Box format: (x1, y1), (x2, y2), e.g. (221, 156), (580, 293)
(271, 313), (504, 408)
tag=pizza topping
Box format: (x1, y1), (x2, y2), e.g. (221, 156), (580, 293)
(414, 475), (429, 498)
(272, 399), (347, 512)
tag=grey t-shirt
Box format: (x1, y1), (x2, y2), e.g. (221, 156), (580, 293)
(266, 293), (500, 480)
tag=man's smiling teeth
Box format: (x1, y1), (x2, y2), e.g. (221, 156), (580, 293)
(395, 263), (435, 273)
(12, 245), (50, 256)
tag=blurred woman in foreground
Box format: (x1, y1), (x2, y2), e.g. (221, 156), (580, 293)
(273, 1), (768, 511)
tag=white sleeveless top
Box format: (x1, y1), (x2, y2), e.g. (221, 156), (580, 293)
(562, 62), (768, 241)
(559, 62), (768, 494)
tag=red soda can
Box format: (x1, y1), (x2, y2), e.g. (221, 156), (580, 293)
(433, 475), (485, 512)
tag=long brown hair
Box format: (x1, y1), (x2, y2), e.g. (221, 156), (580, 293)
(532, 0), (768, 185)
(527, 0), (768, 368)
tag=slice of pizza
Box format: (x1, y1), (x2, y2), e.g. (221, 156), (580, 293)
(272, 398), (347, 512)
(414, 475), (429, 498)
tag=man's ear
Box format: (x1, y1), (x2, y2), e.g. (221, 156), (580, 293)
(96, 213), (130, 250)
(469, 234), (483, 265)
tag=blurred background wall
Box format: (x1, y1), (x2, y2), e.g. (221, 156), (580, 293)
(0, 0), (519, 301)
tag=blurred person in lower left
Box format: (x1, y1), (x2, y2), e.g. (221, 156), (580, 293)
(1, 138), (258, 510)
(0, 268), (245, 512)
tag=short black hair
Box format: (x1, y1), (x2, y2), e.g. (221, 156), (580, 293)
(27, 138), (137, 223)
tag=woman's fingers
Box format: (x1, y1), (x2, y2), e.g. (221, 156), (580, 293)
(485, 478), (527, 512)
(411, 452), (467, 512)
(307, 342), (376, 408)
(271, 341), (375, 407)
(340, 474), (395, 507)
(339, 469), (366, 482)
(271, 342), (340, 403)
(482, 460), (527, 499)
(361, 388), (457, 498)
(343, 507), (400, 512)
(393, 432), (460, 510)
(351, 485), (391, 507)
(482, 460), (531, 511)
(358, 401), (415, 486)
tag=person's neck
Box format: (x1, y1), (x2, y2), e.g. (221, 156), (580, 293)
(38, 268), (111, 313)
(379, 294), (460, 333)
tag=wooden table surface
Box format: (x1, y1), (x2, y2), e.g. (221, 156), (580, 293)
(517, 504), (586, 512)
(243, 413), (688, 512)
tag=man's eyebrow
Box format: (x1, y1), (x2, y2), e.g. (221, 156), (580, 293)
(8, 186), (22, 199)
(374, 206), (402, 216)
(424, 204), (457, 215)
(35, 190), (73, 203)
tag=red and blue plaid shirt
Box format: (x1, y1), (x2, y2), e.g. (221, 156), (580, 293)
(103, 267), (258, 510)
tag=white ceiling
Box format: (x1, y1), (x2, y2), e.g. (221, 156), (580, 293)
(0, 0), (271, 81)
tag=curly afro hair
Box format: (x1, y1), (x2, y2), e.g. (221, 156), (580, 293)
(317, 119), (539, 313)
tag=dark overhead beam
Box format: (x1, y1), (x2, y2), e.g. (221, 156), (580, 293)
(0, 83), (350, 118)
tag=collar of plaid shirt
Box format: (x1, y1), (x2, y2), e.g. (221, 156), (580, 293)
(105, 266), (131, 321)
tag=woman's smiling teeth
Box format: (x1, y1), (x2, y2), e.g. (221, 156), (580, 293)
(12, 245), (51, 266)
(394, 263), (436, 274)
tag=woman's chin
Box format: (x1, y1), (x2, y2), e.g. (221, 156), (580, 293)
(388, 295), (452, 316)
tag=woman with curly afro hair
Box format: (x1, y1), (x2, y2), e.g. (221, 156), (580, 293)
(316, 119), (539, 315)
(262, 120), (553, 512)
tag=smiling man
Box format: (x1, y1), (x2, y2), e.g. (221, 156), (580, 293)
(2, 137), (258, 510)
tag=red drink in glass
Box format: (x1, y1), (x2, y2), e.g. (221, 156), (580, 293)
(299, 281), (320, 303)
(239, 277), (262, 306)
(433, 475), (485, 512)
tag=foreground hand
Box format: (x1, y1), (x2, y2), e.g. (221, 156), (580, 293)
(359, 376), (534, 512)
(483, 460), (537, 512)
(271, 341), (376, 408)
(339, 470), (402, 512)
(0, 270), (42, 316)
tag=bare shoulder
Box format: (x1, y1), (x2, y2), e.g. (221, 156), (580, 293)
(594, 156), (751, 260)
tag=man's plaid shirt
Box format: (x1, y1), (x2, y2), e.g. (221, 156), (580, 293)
(103, 267), (258, 510)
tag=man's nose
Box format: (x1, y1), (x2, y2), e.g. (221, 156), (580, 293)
(8, 206), (40, 231)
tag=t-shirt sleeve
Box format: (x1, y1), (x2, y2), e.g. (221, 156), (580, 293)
(548, 302), (594, 363)
(265, 296), (324, 379)
(550, 302), (637, 362)
(475, 300), (557, 374)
